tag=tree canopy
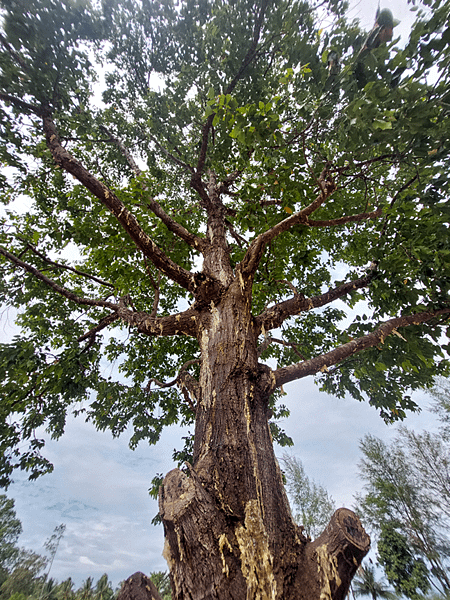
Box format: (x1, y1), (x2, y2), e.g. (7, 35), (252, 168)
(0, 496), (21, 572)
(0, 0), (449, 486)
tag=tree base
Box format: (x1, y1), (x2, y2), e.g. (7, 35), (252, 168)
(159, 469), (370, 600)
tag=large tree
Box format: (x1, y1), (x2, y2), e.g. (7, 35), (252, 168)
(0, 0), (449, 598)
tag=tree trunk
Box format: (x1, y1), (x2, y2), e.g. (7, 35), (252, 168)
(159, 281), (370, 599)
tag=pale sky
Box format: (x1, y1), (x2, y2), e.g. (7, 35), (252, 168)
(3, 0), (435, 590)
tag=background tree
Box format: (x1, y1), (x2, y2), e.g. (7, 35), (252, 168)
(0, 550), (48, 600)
(282, 454), (336, 539)
(92, 575), (114, 600)
(377, 522), (429, 600)
(357, 415), (450, 595)
(352, 564), (397, 600)
(0, 496), (22, 583)
(76, 578), (94, 600)
(0, 0), (450, 598)
(55, 578), (75, 600)
(39, 578), (59, 600)
(149, 573), (171, 600)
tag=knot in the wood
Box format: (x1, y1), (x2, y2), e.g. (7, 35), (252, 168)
(192, 272), (225, 307)
(256, 362), (276, 398)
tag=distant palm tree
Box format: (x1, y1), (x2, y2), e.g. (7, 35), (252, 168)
(353, 565), (397, 600)
(94, 574), (113, 600)
(56, 578), (75, 600)
(40, 578), (58, 600)
(77, 577), (94, 600)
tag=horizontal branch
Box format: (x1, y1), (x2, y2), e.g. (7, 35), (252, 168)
(273, 308), (450, 388)
(43, 116), (202, 292)
(116, 305), (199, 337)
(0, 245), (201, 337)
(0, 245), (119, 310)
(239, 167), (336, 279)
(307, 208), (382, 227)
(333, 153), (399, 174)
(0, 92), (46, 116)
(256, 273), (373, 333)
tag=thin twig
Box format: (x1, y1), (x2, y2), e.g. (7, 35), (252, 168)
(22, 242), (115, 288)
(147, 359), (201, 389)
(258, 336), (306, 360)
(307, 208), (382, 227)
(0, 245), (118, 310)
(77, 312), (121, 342)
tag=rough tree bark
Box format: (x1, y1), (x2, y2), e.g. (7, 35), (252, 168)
(117, 572), (162, 600)
(159, 270), (370, 599)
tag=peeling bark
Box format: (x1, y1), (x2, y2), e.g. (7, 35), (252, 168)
(307, 509), (370, 600)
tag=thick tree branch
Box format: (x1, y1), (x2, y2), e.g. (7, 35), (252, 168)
(43, 116), (205, 292)
(144, 198), (208, 253)
(0, 246), (200, 337)
(256, 274), (373, 334)
(239, 166), (336, 279)
(0, 245), (119, 310)
(117, 307), (199, 337)
(273, 309), (450, 388)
